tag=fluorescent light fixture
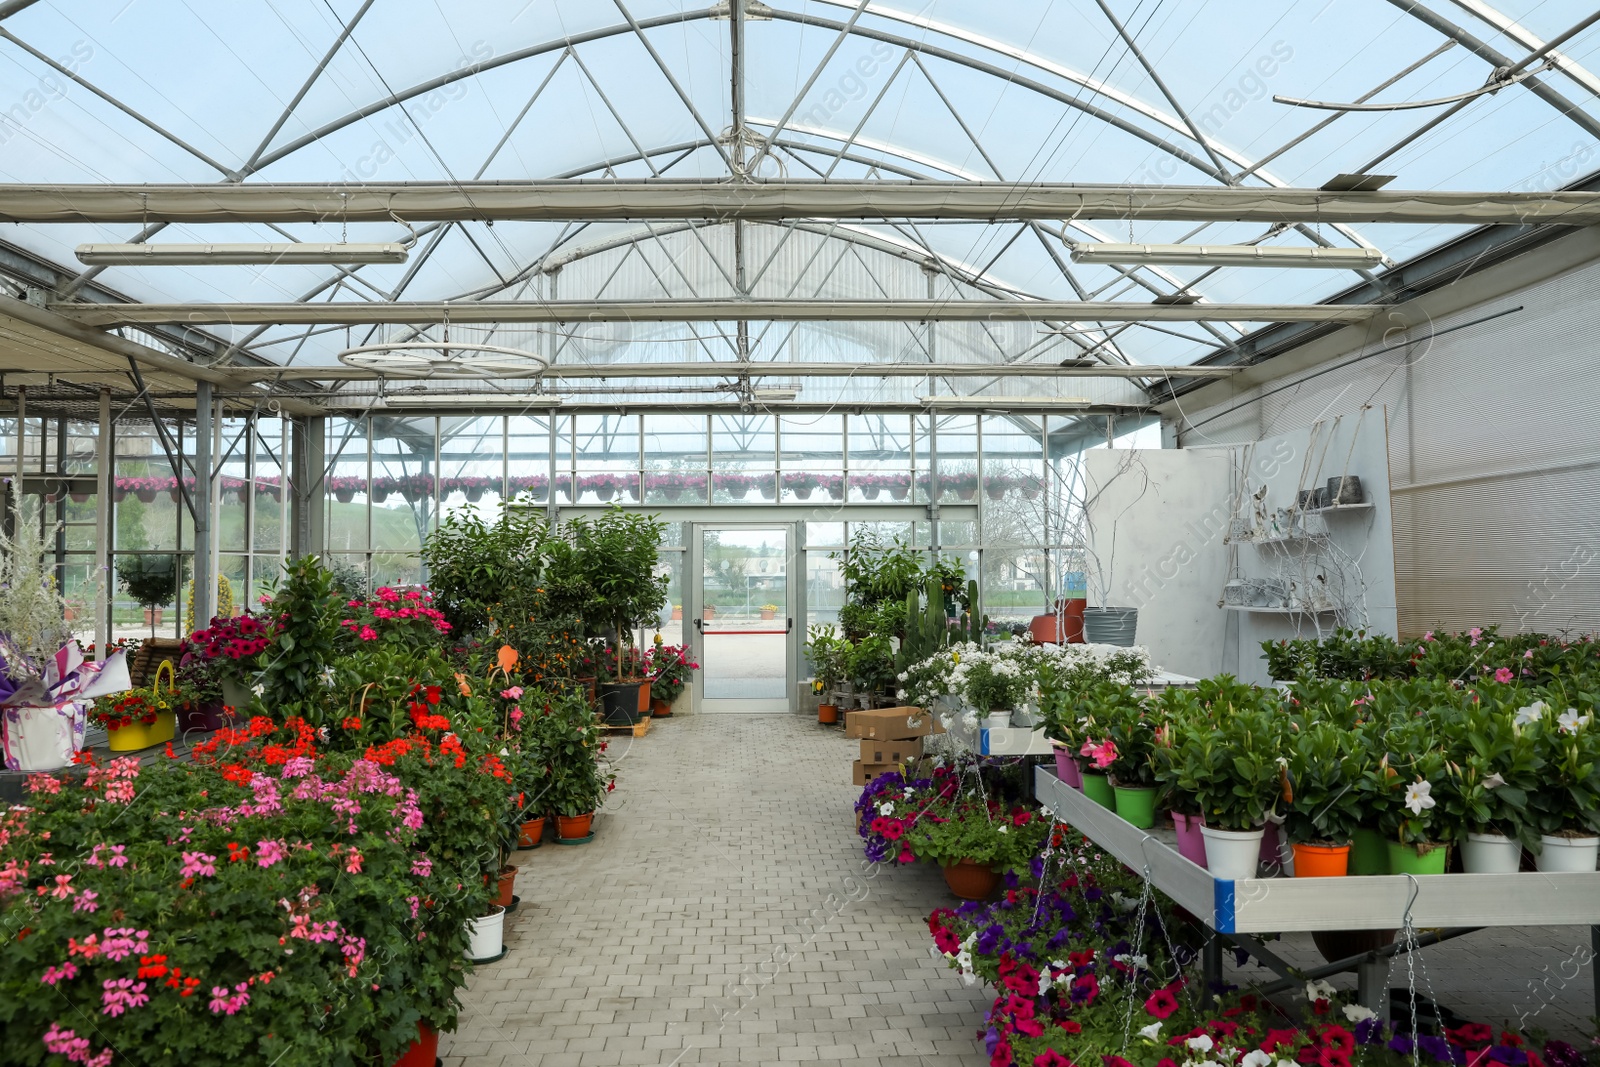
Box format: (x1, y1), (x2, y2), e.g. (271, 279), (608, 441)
(921, 396), (1089, 409)
(75, 242), (410, 266)
(380, 394), (561, 407)
(1069, 243), (1385, 269)
(752, 387), (799, 401)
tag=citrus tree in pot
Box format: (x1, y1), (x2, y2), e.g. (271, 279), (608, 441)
(569, 507), (668, 725)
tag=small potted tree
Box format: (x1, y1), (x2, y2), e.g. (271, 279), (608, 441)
(569, 508), (669, 726)
(116, 553), (178, 634)
(805, 625), (846, 723)
(544, 695), (616, 842)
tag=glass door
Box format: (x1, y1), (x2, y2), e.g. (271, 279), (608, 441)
(691, 524), (795, 713)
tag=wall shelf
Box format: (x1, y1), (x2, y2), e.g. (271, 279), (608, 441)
(1222, 604), (1339, 615)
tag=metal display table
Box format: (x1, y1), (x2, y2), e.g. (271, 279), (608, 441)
(1035, 766), (1600, 1021)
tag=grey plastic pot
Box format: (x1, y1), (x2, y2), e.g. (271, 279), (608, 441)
(1082, 606), (1138, 647)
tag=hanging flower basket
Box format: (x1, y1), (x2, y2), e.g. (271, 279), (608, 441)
(135, 489), (158, 504)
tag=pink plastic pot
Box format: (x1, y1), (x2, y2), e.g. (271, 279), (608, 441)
(1172, 812), (1208, 869)
(1260, 821), (1284, 872)
(1052, 747), (1083, 789)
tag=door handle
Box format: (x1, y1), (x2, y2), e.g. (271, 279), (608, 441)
(692, 617), (703, 633)
(786, 617), (794, 634)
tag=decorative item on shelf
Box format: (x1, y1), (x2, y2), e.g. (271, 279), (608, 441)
(1326, 475), (1364, 505)
(1222, 579), (1249, 606)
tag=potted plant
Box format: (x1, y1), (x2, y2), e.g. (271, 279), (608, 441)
(1282, 720), (1365, 876)
(1175, 706), (1285, 880)
(1523, 697), (1600, 872)
(544, 695), (616, 841)
(569, 508), (669, 725)
(845, 633), (898, 707)
(984, 473), (1011, 501)
(1440, 694), (1542, 873)
(116, 553), (178, 634)
(1092, 685), (1159, 829)
(957, 648), (1030, 728)
(805, 625), (846, 723)
(645, 639), (698, 717)
(1377, 716), (1453, 875)
(759, 602), (779, 622)
(901, 795), (1049, 899)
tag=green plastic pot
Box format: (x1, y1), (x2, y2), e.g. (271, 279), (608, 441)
(1386, 840), (1448, 875)
(1349, 827), (1389, 876)
(1112, 785), (1158, 829)
(1080, 771), (1115, 810)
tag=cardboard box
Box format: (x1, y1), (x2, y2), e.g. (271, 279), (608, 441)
(852, 760), (899, 787)
(859, 737), (923, 765)
(844, 706), (944, 741)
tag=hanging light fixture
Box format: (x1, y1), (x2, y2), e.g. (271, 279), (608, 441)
(74, 242), (410, 265)
(1067, 243), (1385, 269)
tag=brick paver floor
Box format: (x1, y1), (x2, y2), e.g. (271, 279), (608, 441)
(442, 713), (1597, 1066)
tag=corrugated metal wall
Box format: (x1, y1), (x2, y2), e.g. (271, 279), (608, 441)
(1174, 258), (1600, 638)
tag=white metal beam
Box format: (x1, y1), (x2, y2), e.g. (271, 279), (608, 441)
(6, 182), (1600, 224)
(56, 299), (1378, 328)
(224, 360), (1241, 383)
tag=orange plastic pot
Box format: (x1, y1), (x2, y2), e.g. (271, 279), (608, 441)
(392, 1022), (439, 1067)
(940, 859), (1001, 901)
(490, 865), (518, 907)
(557, 813), (594, 840)
(651, 697), (671, 717)
(517, 817), (546, 848)
(818, 703), (839, 724)
(1292, 842), (1350, 878)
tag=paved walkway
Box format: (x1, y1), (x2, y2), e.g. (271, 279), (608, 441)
(442, 713), (993, 1067)
(442, 714), (1597, 1066)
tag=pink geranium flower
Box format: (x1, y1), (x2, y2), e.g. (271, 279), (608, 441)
(1493, 667), (1514, 683)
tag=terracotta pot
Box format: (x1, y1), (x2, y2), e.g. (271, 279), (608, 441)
(557, 813), (593, 840)
(517, 817), (546, 848)
(941, 859), (1000, 901)
(651, 697), (671, 717)
(817, 703), (839, 724)
(760, 609), (777, 621)
(671, 607), (683, 621)
(702, 606), (715, 621)
(392, 1022), (439, 1067)
(491, 865), (518, 908)
(1292, 841), (1350, 878)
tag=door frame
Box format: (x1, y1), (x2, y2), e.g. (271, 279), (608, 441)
(688, 521), (799, 714)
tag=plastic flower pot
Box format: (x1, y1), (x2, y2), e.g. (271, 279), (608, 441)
(1199, 825), (1264, 880)
(178, 702), (232, 733)
(392, 1022), (439, 1067)
(636, 682), (651, 715)
(517, 818), (546, 849)
(1291, 842), (1350, 878)
(1535, 834), (1599, 873)
(557, 813), (594, 840)
(491, 865), (518, 908)
(598, 681), (642, 725)
(1171, 812), (1208, 868)
(1112, 784), (1158, 829)
(107, 712), (175, 752)
(1386, 840), (1448, 875)
(651, 697), (672, 718)
(1079, 771), (1115, 810)
(1349, 827), (1389, 876)
(817, 703), (839, 725)
(940, 859), (1000, 901)
(1260, 821), (1285, 870)
(1051, 746), (1083, 789)
(1462, 831), (1522, 873)
(982, 711), (1010, 731)
(464, 906), (505, 961)
(1081, 606), (1138, 646)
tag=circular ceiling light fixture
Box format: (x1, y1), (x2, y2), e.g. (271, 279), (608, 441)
(336, 341), (551, 379)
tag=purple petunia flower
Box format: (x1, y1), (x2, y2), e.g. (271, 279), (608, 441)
(1419, 1035), (1456, 1063)
(1389, 1036), (1415, 1056)
(1486, 1046), (1527, 1067)
(1353, 1019), (1383, 1045)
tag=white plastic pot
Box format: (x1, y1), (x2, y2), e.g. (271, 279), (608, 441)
(1536, 834), (1599, 873)
(465, 905), (506, 961)
(1462, 832), (1522, 874)
(1199, 825), (1265, 880)
(983, 711), (1011, 731)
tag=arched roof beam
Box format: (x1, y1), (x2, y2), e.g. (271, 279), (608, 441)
(1380, 0), (1600, 141)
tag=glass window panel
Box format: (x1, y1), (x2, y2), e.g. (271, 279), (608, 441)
(254, 417), (287, 556)
(780, 414), (842, 503)
(935, 414), (978, 502)
(325, 417), (369, 554)
(641, 550), (685, 648)
(371, 417), (434, 574)
(371, 553), (423, 593)
(940, 522), (979, 548)
(912, 414), (933, 504)
(507, 415), (551, 505)
(440, 415), (508, 520)
(115, 418), (181, 552)
(711, 413), (776, 502)
(574, 413), (640, 504)
(215, 555), (247, 621)
(805, 548), (844, 629)
(806, 522), (845, 549)
(983, 546), (1048, 628)
(214, 418), (249, 554)
(552, 415), (574, 503)
(643, 413), (707, 505)
(847, 414), (912, 503)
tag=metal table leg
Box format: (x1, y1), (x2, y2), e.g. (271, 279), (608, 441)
(1358, 954), (1391, 1024)
(1203, 936), (1224, 991)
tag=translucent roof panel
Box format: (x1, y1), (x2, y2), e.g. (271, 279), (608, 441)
(0, 0), (1597, 376)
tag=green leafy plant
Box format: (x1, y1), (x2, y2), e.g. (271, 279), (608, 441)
(1281, 719), (1365, 845)
(1167, 703), (1285, 832)
(420, 507), (548, 637)
(900, 797), (1049, 872)
(539, 693), (616, 817)
(255, 556), (342, 710)
(804, 624), (847, 694)
(567, 507), (668, 679)
(845, 633), (898, 696)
